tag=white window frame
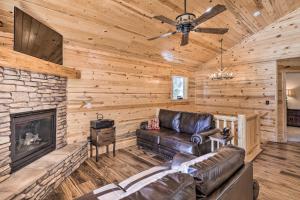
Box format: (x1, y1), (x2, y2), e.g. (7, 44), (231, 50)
(171, 76), (188, 101)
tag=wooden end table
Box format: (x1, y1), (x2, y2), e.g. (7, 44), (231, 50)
(90, 127), (116, 162)
(209, 134), (234, 152)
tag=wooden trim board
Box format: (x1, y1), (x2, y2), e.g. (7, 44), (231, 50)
(0, 46), (81, 79)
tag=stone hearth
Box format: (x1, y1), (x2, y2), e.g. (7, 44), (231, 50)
(0, 66), (67, 182)
(0, 142), (87, 200)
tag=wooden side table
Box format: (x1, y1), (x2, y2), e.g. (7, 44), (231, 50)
(90, 127), (116, 162)
(209, 134), (234, 152)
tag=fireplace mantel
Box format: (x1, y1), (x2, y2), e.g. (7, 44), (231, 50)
(0, 47), (81, 79)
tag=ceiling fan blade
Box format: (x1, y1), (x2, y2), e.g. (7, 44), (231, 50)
(180, 33), (189, 46)
(153, 15), (177, 26)
(148, 31), (177, 41)
(193, 4), (226, 26)
(193, 27), (229, 34)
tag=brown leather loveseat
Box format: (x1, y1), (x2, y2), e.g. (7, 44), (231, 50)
(136, 109), (220, 158)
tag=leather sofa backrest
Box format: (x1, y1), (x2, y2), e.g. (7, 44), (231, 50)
(121, 172), (196, 200)
(179, 112), (214, 135)
(159, 109), (181, 132)
(189, 145), (245, 196)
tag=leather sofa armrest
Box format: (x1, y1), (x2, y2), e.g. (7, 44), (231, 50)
(172, 152), (197, 169)
(191, 128), (222, 144)
(140, 121), (148, 130)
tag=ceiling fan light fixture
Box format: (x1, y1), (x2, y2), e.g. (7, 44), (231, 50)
(148, 1), (228, 46)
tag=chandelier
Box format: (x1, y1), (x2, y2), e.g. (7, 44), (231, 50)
(209, 39), (234, 80)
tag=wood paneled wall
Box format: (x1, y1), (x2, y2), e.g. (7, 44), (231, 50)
(63, 45), (195, 145)
(196, 7), (300, 142)
(1, 1), (300, 147)
(0, 5), (195, 149)
(0, 32), (196, 148)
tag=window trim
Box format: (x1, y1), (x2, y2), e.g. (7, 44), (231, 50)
(171, 75), (188, 101)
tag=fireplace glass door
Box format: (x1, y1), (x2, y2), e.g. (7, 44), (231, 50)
(10, 109), (56, 172)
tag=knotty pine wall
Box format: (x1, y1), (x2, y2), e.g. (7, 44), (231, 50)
(196, 8), (300, 142)
(64, 45), (196, 146)
(0, 25), (195, 151)
(0, 31), (196, 148)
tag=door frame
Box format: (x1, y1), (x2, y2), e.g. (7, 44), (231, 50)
(279, 69), (300, 142)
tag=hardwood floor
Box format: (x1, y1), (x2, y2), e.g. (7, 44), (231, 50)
(46, 143), (300, 200)
(253, 142), (300, 200)
(45, 146), (167, 200)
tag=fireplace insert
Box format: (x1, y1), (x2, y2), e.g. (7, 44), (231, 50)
(10, 109), (56, 172)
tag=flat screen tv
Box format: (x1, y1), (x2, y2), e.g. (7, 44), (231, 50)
(14, 7), (63, 65)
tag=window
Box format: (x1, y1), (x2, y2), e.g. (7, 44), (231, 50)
(172, 76), (188, 100)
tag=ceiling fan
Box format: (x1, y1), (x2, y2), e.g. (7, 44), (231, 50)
(148, 0), (229, 46)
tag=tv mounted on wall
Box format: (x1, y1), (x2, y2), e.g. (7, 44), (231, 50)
(14, 7), (63, 65)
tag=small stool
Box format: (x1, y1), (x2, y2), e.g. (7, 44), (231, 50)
(209, 134), (234, 152)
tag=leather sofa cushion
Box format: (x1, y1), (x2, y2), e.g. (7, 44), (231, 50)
(159, 109), (181, 132)
(121, 172), (196, 200)
(179, 112), (214, 135)
(190, 145), (245, 196)
(136, 129), (161, 144)
(159, 132), (199, 155)
(137, 128), (199, 156)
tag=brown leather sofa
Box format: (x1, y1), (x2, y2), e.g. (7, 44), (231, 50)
(123, 146), (258, 200)
(77, 146), (259, 200)
(136, 109), (220, 158)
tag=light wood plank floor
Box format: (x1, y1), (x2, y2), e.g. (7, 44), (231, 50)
(46, 142), (300, 200)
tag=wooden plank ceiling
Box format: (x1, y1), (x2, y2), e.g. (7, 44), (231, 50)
(0, 0), (300, 68)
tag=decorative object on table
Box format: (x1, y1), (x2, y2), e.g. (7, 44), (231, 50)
(221, 127), (231, 138)
(90, 113), (116, 162)
(209, 39), (234, 80)
(147, 118), (160, 130)
(97, 113), (103, 120)
(90, 113), (114, 129)
(209, 132), (234, 152)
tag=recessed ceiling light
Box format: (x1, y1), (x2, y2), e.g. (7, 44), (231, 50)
(161, 51), (174, 62)
(205, 7), (212, 13)
(253, 10), (261, 17)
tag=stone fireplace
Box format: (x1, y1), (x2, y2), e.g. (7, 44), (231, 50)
(0, 66), (67, 182)
(10, 109), (56, 172)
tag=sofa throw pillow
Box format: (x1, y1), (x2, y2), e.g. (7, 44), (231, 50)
(147, 118), (160, 130)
